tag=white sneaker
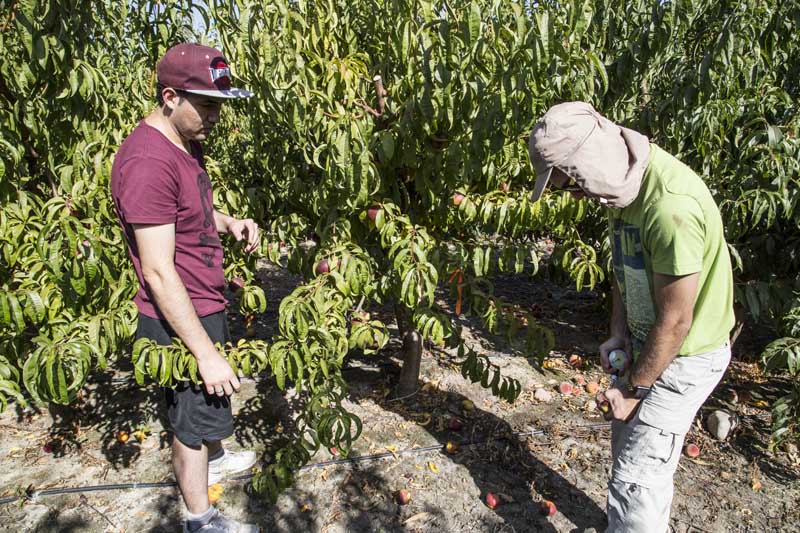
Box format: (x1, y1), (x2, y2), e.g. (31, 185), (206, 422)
(207, 449), (257, 486)
(182, 507), (260, 532)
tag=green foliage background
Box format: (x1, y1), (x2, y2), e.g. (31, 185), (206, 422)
(1, 0), (798, 498)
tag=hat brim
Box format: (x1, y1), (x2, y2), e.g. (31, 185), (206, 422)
(530, 165), (553, 202)
(183, 88), (253, 99)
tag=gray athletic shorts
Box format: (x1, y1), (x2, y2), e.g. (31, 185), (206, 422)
(135, 311), (234, 448)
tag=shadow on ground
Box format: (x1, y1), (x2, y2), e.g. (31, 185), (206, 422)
(340, 363), (607, 532)
(32, 361), (169, 470)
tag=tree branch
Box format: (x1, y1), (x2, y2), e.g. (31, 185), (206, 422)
(354, 99), (381, 118)
(372, 75), (387, 116)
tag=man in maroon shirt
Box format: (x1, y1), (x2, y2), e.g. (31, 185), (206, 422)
(112, 43), (259, 533)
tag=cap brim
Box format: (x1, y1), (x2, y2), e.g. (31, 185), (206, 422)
(530, 166), (553, 202)
(183, 88), (253, 99)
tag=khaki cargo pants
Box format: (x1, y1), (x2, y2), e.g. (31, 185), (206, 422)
(607, 343), (730, 533)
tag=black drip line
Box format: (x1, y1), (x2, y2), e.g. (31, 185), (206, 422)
(0, 423), (611, 505)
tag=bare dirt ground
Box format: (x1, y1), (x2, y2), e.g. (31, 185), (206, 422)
(1, 263), (799, 532)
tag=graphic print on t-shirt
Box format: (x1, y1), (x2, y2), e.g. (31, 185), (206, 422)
(197, 171), (220, 267)
(611, 218), (655, 342)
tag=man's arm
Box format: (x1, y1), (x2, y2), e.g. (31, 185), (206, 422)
(213, 210), (235, 233)
(598, 271), (699, 421)
(133, 223), (240, 397)
(629, 271), (700, 387)
(213, 210), (259, 253)
(609, 278), (628, 339)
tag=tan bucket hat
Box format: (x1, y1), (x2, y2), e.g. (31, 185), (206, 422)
(528, 102), (650, 208)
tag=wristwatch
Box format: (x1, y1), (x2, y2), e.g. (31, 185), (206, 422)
(628, 384), (652, 399)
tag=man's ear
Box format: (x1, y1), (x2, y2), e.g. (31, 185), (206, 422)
(161, 87), (182, 110)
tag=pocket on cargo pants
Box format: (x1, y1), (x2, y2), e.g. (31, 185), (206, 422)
(611, 415), (681, 488)
(639, 343), (731, 436)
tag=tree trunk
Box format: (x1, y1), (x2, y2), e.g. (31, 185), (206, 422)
(394, 304), (422, 399)
(729, 304), (746, 350)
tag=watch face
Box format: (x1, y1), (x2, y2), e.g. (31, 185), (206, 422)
(633, 387), (650, 399)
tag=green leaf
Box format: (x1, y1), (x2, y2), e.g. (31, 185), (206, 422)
(468, 4), (481, 45)
(587, 51), (608, 94)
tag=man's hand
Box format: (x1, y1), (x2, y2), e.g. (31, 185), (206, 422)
(227, 217), (260, 253)
(599, 335), (632, 374)
(596, 387), (640, 422)
(197, 352), (241, 397)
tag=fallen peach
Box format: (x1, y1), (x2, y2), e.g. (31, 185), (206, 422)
(395, 489), (411, 505)
(685, 443), (701, 458)
(558, 382), (574, 395)
(585, 382), (599, 394)
(540, 499), (557, 516)
(725, 389), (738, 404)
(485, 492), (500, 509)
(448, 418), (464, 431)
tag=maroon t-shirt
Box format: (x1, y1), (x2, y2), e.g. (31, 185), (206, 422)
(111, 120), (226, 319)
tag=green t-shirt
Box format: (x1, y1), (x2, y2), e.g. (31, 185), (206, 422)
(609, 144), (734, 356)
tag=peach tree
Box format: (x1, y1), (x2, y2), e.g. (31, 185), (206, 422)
(0, 2), (266, 409)
(3, 0), (798, 504)
(201, 0), (620, 500)
(208, 0), (800, 494)
(0, 0), (593, 502)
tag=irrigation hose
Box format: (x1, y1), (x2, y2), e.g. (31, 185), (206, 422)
(0, 423), (611, 506)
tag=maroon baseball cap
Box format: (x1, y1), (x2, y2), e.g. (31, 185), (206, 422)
(157, 43), (252, 99)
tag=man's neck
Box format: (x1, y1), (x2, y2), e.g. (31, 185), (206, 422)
(144, 109), (191, 154)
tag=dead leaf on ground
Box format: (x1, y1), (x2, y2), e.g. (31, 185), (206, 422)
(421, 380), (439, 392)
(207, 483), (224, 504)
(567, 446), (579, 459)
(750, 461), (762, 490)
(413, 412), (432, 426)
(403, 512), (432, 524)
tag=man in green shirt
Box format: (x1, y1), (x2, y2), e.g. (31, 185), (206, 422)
(528, 102), (734, 532)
